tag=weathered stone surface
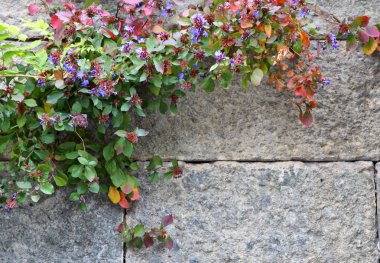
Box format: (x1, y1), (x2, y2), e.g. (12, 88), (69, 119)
(375, 162), (380, 251)
(126, 161), (377, 262)
(134, 44), (380, 161)
(0, 188), (123, 263)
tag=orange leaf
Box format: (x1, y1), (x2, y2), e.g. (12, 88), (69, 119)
(152, 24), (166, 34)
(363, 37), (377, 55)
(300, 30), (310, 48)
(108, 186), (121, 204)
(131, 187), (140, 201)
(264, 24), (272, 38)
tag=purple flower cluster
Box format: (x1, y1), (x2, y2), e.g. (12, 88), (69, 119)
(119, 41), (134, 53)
(161, 2), (174, 17)
(190, 14), (208, 43)
(136, 47), (150, 60)
(38, 113), (60, 126)
(318, 78), (331, 89)
(69, 113), (88, 128)
(328, 33), (339, 49)
(215, 50), (226, 63)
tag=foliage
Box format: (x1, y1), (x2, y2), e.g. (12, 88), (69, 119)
(0, 0), (378, 249)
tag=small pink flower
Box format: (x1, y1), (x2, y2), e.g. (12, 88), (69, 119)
(28, 3), (40, 15)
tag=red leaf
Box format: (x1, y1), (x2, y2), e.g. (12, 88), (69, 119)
(300, 110), (313, 128)
(124, 0), (144, 4)
(51, 15), (63, 30)
(365, 26), (380, 38)
(117, 223), (124, 233)
(162, 214), (174, 227)
(130, 188), (140, 201)
(352, 16), (370, 27)
(28, 3), (40, 15)
(122, 184), (133, 194)
(357, 30), (369, 43)
(101, 29), (116, 40)
(143, 234), (154, 248)
(165, 239), (174, 250)
(119, 195), (131, 209)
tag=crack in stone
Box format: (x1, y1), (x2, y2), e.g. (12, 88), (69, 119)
(374, 162), (380, 262)
(123, 208), (127, 263)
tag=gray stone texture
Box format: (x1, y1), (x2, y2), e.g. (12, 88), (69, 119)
(0, 188), (123, 263)
(126, 161), (377, 263)
(134, 43), (380, 161)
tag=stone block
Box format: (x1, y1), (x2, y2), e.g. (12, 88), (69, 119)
(134, 44), (380, 161)
(126, 161), (377, 262)
(0, 185), (124, 263)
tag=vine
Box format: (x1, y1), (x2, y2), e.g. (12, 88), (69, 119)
(0, 0), (378, 250)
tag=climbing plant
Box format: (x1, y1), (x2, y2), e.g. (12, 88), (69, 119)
(0, 0), (378, 249)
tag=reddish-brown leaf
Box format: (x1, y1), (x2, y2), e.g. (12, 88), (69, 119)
(162, 214), (174, 227)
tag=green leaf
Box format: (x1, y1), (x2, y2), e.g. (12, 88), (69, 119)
(24, 99), (37, 107)
(293, 39), (302, 54)
(78, 157), (89, 165)
(65, 151), (79, 159)
(123, 141), (133, 158)
(85, 166), (96, 182)
(150, 172), (159, 183)
(16, 181), (32, 189)
(41, 133), (55, 144)
(134, 224), (145, 237)
(17, 115), (26, 128)
(121, 103), (130, 112)
(111, 169), (126, 187)
(103, 142), (115, 161)
(250, 68), (264, 86)
(40, 182), (55, 195)
(221, 71), (233, 89)
(69, 192), (80, 201)
(31, 195), (40, 202)
(242, 73), (249, 90)
(47, 91), (64, 104)
(115, 130), (127, 137)
(72, 101), (82, 113)
(89, 183), (100, 193)
(146, 36), (156, 53)
(54, 171), (68, 187)
(201, 75), (215, 93)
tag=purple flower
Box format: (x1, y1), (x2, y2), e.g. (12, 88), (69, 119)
(76, 71), (84, 79)
(254, 11), (260, 19)
(215, 50), (226, 63)
(48, 55), (59, 66)
(37, 78), (45, 87)
(298, 10), (308, 18)
(191, 14), (207, 29)
(124, 25), (135, 36)
(329, 33), (339, 49)
(63, 62), (76, 73)
(136, 47), (150, 60)
(82, 79), (89, 87)
(178, 72), (184, 79)
(38, 113), (50, 126)
(119, 41), (133, 53)
(161, 2), (174, 17)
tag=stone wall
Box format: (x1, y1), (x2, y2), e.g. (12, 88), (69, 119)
(1, 1), (380, 263)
